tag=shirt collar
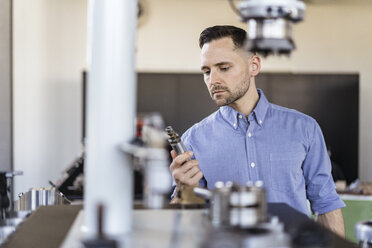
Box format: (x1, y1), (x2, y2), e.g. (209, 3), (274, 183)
(253, 89), (269, 127)
(219, 88), (269, 129)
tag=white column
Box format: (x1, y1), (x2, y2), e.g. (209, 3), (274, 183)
(85, 0), (137, 237)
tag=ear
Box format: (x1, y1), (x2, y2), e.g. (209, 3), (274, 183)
(249, 55), (261, 76)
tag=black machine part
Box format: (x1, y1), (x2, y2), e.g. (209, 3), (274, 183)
(0, 173), (9, 219)
(57, 156), (84, 200)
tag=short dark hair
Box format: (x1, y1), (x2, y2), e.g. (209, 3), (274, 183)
(199, 25), (247, 49)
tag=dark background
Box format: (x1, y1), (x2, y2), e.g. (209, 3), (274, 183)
(137, 72), (359, 184)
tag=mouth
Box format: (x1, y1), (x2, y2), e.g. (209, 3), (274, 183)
(212, 90), (226, 95)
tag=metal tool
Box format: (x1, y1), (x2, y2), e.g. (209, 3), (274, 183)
(165, 126), (187, 155)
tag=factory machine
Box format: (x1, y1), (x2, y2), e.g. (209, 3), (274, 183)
(0, 0), (367, 247)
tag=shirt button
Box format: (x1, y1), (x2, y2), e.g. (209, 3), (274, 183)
(259, 120), (262, 124)
(251, 162), (255, 168)
(239, 115), (243, 119)
(233, 123), (237, 128)
(248, 132), (252, 137)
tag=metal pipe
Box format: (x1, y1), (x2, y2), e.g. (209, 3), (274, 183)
(85, 0), (137, 238)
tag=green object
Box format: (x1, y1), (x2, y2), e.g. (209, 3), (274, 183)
(342, 197), (372, 243)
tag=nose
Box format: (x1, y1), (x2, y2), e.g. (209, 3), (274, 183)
(207, 70), (221, 87)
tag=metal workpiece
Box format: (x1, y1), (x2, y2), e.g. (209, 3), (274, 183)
(195, 181), (267, 228)
(165, 126), (187, 155)
(356, 220), (372, 248)
(237, 0), (306, 56)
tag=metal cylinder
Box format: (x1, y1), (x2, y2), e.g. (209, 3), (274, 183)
(356, 220), (372, 248)
(15, 187), (69, 211)
(85, 0), (138, 238)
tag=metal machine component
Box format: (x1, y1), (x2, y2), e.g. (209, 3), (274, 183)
(165, 126), (187, 155)
(0, 171), (23, 219)
(195, 181), (290, 248)
(56, 156), (84, 200)
(0, 171), (27, 244)
(194, 181), (267, 228)
(15, 187), (70, 212)
(237, 0), (306, 56)
(356, 220), (372, 248)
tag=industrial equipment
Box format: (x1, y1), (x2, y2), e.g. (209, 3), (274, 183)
(122, 113), (173, 209)
(236, 0), (306, 56)
(356, 220), (372, 248)
(15, 187), (70, 212)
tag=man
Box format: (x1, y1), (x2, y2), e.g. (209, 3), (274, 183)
(169, 25), (345, 237)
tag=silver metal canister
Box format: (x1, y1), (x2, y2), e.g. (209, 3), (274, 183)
(15, 187), (70, 211)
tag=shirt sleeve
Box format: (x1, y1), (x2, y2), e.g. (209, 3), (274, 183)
(303, 120), (346, 214)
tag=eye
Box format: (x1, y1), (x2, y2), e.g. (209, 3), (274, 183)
(220, 67), (230, 72)
(202, 70), (210, 76)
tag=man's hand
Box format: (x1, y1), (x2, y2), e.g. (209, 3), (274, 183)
(317, 208), (345, 238)
(170, 150), (203, 187)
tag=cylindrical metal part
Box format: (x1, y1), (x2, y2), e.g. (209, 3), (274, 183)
(356, 220), (372, 248)
(165, 126), (187, 155)
(229, 184), (267, 227)
(210, 183), (231, 227)
(15, 187), (69, 211)
(84, 0), (137, 238)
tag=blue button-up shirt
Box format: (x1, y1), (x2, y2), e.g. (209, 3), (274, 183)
(180, 89), (345, 215)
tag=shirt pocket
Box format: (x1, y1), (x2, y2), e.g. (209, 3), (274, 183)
(269, 151), (306, 193)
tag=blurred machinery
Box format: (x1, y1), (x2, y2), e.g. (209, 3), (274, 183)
(356, 220), (372, 248)
(234, 0), (306, 56)
(15, 187), (70, 212)
(122, 113), (173, 209)
(195, 181), (290, 248)
(0, 171), (29, 245)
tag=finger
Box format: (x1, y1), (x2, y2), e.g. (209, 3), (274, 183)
(169, 152), (189, 171)
(172, 151), (193, 166)
(184, 170), (203, 186)
(170, 150), (177, 160)
(184, 164), (200, 178)
(179, 160), (199, 174)
(189, 171), (204, 186)
(171, 160), (198, 181)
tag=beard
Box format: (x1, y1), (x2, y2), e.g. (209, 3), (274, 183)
(210, 78), (250, 107)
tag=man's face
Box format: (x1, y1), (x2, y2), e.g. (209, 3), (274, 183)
(200, 37), (252, 107)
